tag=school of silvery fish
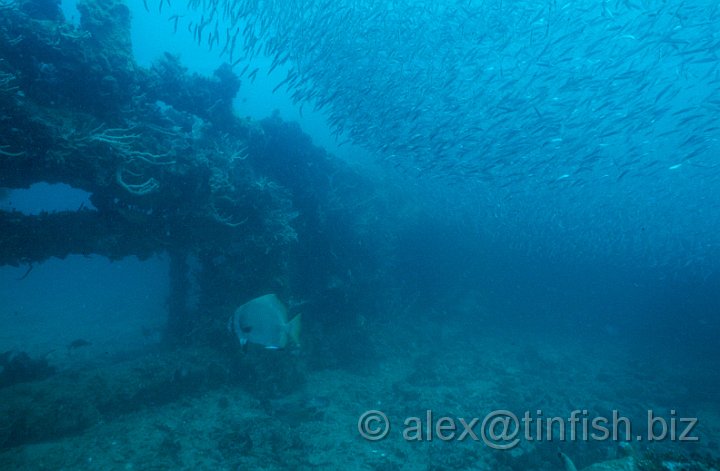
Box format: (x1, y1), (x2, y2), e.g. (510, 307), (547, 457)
(157, 0), (720, 275)
(166, 0), (719, 173)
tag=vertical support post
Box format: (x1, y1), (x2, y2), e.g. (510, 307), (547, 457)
(166, 250), (190, 343)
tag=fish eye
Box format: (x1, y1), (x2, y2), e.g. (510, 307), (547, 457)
(241, 326), (252, 333)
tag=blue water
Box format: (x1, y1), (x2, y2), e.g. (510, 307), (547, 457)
(1, 0), (719, 468)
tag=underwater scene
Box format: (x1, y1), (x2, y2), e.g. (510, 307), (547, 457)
(1, 0), (719, 469)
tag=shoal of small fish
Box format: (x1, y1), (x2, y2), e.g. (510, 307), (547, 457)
(156, 0), (720, 277)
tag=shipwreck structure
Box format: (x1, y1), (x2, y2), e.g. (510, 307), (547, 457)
(0, 0), (391, 343)
(0, 0), (399, 447)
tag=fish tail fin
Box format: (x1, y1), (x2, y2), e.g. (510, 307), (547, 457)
(287, 313), (301, 346)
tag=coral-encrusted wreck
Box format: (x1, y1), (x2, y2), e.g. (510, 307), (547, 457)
(0, 0), (388, 341)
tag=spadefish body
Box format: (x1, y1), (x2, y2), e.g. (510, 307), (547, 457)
(228, 294), (301, 349)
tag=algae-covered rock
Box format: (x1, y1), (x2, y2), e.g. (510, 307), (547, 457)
(561, 446), (638, 471)
(561, 445), (719, 471)
(583, 456), (638, 471)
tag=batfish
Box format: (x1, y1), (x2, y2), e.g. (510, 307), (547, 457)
(228, 294), (301, 349)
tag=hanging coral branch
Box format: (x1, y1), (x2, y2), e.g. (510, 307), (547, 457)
(0, 145), (25, 157)
(115, 167), (160, 196)
(0, 70), (18, 93)
(210, 195), (248, 227)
